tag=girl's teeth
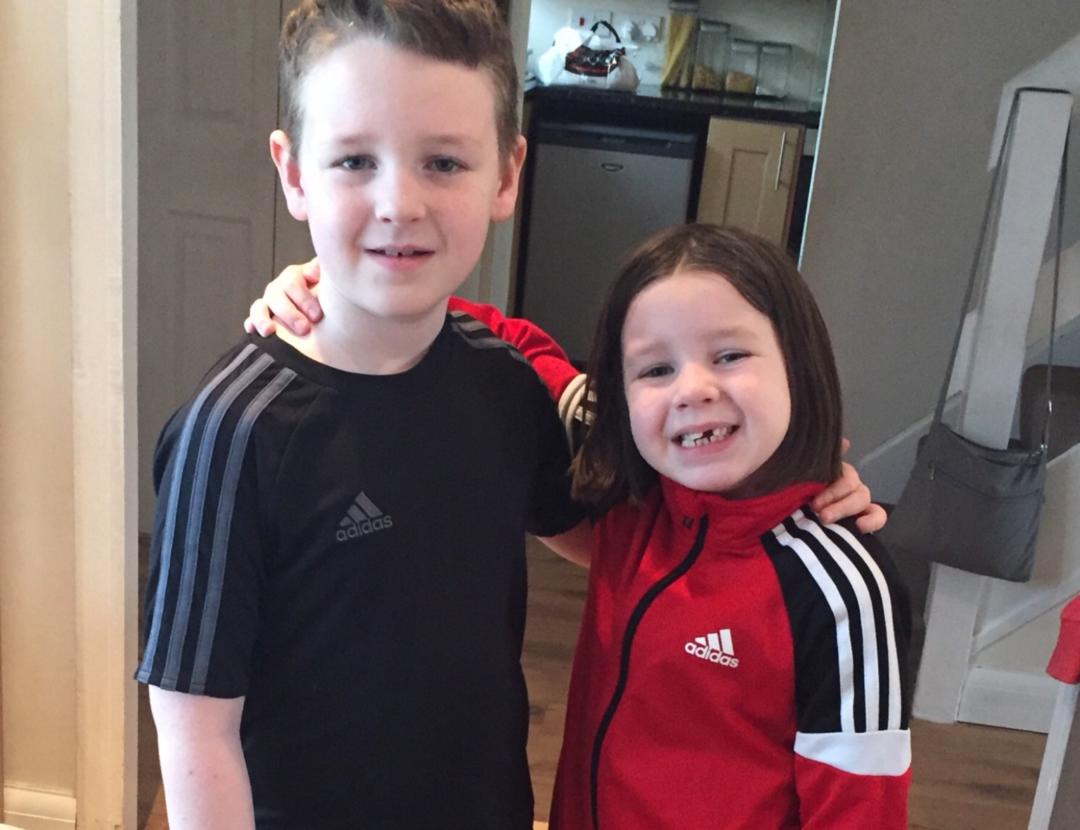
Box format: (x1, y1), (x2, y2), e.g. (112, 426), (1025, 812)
(678, 427), (733, 447)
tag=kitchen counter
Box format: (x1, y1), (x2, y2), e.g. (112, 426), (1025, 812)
(525, 81), (821, 129)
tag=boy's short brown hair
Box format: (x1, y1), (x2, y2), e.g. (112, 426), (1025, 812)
(279, 0), (519, 158)
(572, 224), (844, 512)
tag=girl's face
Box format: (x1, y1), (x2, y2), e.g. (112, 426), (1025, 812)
(621, 270), (792, 497)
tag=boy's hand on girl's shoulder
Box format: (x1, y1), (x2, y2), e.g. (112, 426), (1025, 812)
(243, 258), (324, 337)
(811, 439), (887, 534)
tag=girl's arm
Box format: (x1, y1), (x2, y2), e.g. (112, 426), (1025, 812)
(768, 524), (912, 829)
(537, 519), (593, 568)
(447, 297), (590, 452)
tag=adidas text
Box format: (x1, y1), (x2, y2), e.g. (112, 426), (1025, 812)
(336, 516), (393, 541)
(337, 491), (393, 541)
(684, 642), (739, 668)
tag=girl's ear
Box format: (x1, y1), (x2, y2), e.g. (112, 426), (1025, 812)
(491, 135), (527, 222)
(270, 130), (308, 221)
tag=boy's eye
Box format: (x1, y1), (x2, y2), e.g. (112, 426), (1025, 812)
(427, 156), (464, 174)
(340, 155), (375, 171)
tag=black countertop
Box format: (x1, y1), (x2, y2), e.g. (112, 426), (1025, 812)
(525, 82), (821, 129)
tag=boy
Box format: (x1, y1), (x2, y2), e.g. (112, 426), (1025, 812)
(138, 2), (590, 827)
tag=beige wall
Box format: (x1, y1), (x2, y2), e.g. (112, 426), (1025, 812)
(803, 1), (1080, 458)
(0, 0), (79, 803)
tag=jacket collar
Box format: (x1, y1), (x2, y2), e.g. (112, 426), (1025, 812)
(659, 476), (826, 547)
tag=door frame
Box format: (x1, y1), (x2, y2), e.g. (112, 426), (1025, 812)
(68, 0), (139, 825)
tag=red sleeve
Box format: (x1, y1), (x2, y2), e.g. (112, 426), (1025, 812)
(447, 297), (579, 401)
(448, 297), (590, 450)
(796, 753), (911, 829)
(763, 519), (913, 828)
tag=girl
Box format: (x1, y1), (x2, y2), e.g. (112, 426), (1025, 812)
(548, 224), (910, 829)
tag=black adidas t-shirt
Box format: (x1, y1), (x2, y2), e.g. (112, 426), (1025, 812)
(137, 313), (584, 829)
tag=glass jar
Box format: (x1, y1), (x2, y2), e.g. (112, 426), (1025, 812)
(757, 41), (792, 98)
(662, 1), (700, 88)
(725, 38), (760, 95)
(691, 20), (730, 93)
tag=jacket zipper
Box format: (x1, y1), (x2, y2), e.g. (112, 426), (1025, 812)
(588, 516), (710, 829)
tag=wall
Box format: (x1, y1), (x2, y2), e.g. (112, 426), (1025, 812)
(801, 0), (1080, 462)
(0, 0), (79, 819)
(527, 0), (835, 100)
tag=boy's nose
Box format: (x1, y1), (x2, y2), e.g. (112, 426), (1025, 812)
(374, 170), (425, 224)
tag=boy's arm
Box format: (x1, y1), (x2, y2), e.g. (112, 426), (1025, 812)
(241, 265), (886, 531)
(811, 441), (886, 533)
(149, 687), (255, 830)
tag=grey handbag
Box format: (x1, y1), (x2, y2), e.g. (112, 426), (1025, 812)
(884, 87), (1069, 582)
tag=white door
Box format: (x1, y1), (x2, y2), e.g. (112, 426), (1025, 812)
(138, 0), (312, 530)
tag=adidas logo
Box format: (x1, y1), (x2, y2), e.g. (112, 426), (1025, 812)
(336, 491), (394, 542)
(684, 628), (739, 668)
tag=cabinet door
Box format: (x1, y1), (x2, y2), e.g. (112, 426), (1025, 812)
(696, 118), (805, 247)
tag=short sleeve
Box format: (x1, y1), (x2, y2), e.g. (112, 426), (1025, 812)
(136, 343), (297, 697)
(525, 377), (587, 538)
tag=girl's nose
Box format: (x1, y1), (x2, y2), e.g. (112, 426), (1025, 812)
(674, 363), (717, 408)
(374, 169), (425, 224)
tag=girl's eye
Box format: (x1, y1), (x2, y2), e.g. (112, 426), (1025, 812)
(716, 351), (750, 365)
(640, 364), (673, 379)
(428, 156), (464, 174)
(340, 155), (375, 171)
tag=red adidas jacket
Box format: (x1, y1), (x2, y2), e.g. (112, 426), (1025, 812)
(550, 480), (911, 829)
(450, 298), (912, 829)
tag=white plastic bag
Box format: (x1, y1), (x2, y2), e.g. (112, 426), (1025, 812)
(536, 24), (640, 92)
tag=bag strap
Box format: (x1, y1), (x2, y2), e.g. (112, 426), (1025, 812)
(1042, 121), (1069, 447)
(587, 20), (621, 43)
(933, 86), (1072, 446)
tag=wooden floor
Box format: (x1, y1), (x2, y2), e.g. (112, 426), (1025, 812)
(138, 537), (1048, 829)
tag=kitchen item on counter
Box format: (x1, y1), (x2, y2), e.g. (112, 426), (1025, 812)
(757, 41), (792, 98)
(518, 122), (698, 364)
(661, 1), (699, 88)
(691, 19), (730, 93)
(725, 38), (760, 94)
(536, 24), (639, 91)
(563, 21), (640, 90)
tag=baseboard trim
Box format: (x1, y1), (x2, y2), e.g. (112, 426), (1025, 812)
(958, 666), (1057, 733)
(3, 787), (76, 830)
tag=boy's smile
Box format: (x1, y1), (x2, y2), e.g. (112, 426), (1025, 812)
(271, 36), (524, 343)
(621, 271), (792, 496)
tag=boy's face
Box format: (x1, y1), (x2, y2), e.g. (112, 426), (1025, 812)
(272, 37), (525, 324)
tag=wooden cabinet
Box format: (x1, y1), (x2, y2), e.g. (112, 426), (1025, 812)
(695, 117), (805, 248)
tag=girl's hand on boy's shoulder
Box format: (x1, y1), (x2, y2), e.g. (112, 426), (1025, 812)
(811, 440), (887, 533)
(243, 258), (323, 337)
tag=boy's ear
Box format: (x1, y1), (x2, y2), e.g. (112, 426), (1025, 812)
(270, 129), (308, 221)
(490, 135), (528, 223)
